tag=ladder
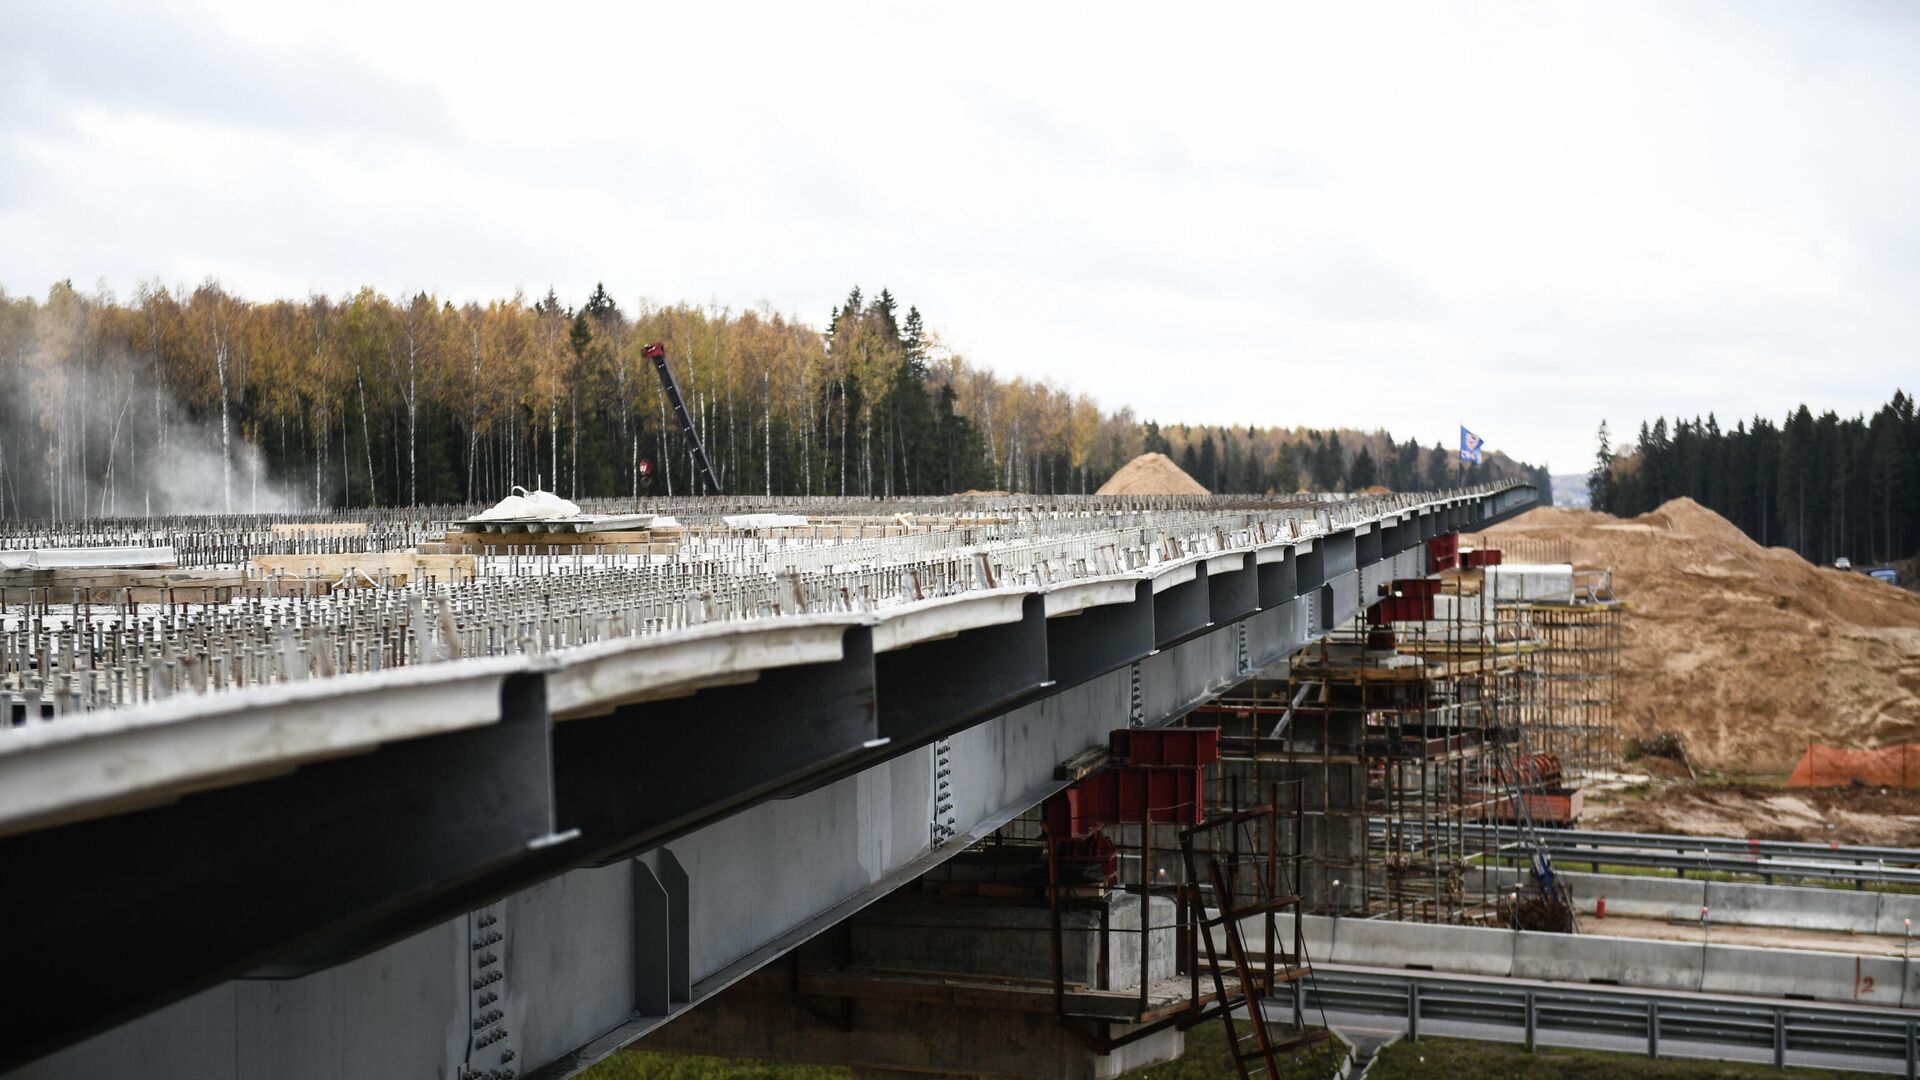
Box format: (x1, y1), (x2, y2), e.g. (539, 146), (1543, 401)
(1181, 803), (1326, 1080)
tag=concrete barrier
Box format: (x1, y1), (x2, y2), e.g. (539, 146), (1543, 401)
(1258, 913), (1336, 964)
(1700, 942), (1912, 1008)
(1873, 893), (1920, 938)
(1700, 877), (1885, 934)
(1511, 931), (1704, 991)
(1562, 872), (1705, 921)
(1553, 870), (1915, 938)
(1328, 917), (1513, 977)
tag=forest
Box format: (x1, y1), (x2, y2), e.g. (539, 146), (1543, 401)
(0, 281), (1544, 518)
(1590, 392), (1919, 567)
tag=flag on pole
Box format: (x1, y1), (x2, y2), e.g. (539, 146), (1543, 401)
(1458, 426), (1484, 465)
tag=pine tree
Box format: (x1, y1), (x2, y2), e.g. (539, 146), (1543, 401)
(583, 282), (618, 320)
(1348, 445), (1377, 489)
(1587, 420), (1615, 512)
(1272, 442), (1301, 492)
(901, 307), (926, 373)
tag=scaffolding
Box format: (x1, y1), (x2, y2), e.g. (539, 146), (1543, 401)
(1181, 532), (1627, 929)
(1517, 596), (1623, 778)
(884, 736), (1324, 1065)
(1462, 533), (1624, 779)
(1192, 573), (1539, 924)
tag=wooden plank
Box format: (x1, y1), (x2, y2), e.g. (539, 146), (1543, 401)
(0, 568), (247, 591)
(267, 522), (370, 537)
(0, 585), (242, 605)
(1056, 744), (1111, 782)
(250, 553), (475, 585)
(443, 530), (661, 552)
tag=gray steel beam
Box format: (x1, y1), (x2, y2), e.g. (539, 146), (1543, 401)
(1255, 547), (1297, 608)
(874, 594), (1050, 753)
(1355, 524), (1382, 567)
(557, 627), (880, 862)
(1322, 528), (1358, 578)
(1205, 554), (1259, 625)
(1151, 569), (1211, 647)
(0, 671), (559, 1074)
(1044, 581), (1155, 691)
(1295, 544), (1324, 594)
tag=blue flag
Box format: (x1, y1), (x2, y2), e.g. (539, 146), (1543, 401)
(1458, 426), (1484, 465)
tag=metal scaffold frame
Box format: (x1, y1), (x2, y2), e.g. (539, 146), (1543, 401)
(1190, 540), (1617, 928)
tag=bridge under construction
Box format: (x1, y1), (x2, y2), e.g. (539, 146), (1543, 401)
(6, 483), (1916, 1080)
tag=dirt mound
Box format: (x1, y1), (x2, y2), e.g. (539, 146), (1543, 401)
(1096, 453), (1209, 496)
(1489, 497), (1920, 773)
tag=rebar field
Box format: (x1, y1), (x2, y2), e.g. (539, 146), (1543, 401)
(0, 489), (1487, 723)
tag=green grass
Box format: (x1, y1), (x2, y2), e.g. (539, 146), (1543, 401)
(1115, 1021), (1346, 1080)
(577, 1051), (849, 1080)
(577, 1021), (1345, 1080)
(1370, 1036), (1841, 1078)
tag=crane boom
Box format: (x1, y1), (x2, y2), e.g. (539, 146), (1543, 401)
(642, 342), (721, 496)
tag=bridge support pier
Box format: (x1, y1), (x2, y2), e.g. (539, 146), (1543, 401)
(635, 884), (1186, 1079)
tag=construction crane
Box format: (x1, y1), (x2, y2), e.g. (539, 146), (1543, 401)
(642, 342), (721, 496)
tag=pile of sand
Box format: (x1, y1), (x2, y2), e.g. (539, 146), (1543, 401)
(1489, 498), (1920, 773)
(1096, 453), (1209, 496)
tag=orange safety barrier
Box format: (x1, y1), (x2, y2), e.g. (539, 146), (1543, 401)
(1787, 743), (1920, 788)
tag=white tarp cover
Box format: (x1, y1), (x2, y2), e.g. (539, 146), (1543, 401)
(0, 546), (179, 571)
(472, 487), (582, 521)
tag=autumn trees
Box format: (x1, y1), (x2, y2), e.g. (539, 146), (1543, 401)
(0, 279), (1548, 519)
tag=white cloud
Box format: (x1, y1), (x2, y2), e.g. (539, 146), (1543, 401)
(3, 0), (1916, 471)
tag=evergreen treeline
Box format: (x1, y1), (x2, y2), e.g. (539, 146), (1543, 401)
(1589, 392), (1919, 566)
(1147, 423), (1544, 501)
(0, 280), (1544, 517)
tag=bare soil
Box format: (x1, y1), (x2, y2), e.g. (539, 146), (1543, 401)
(1591, 914), (1907, 957)
(1588, 782), (1920, 845)
(1489, 498), (1920, 773)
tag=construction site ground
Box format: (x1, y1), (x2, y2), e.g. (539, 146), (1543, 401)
(1584, 914), (1910, 957)
(1582, 777), (1920, 846)
(1485, 497), (1920, 774)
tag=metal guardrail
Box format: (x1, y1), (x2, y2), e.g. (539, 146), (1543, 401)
(1293, 965), (1920, 1076)
(1534, 825), (1920, 867)
(1373, 821), (1920, 888)
(1527, 846), (1920, 888)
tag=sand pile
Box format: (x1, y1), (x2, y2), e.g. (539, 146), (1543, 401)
(1096, 453), (1209, 496)
(1489, 498), (1920, 773)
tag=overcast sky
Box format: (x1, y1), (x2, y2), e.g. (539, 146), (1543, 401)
(4, 1), (1916, 472)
